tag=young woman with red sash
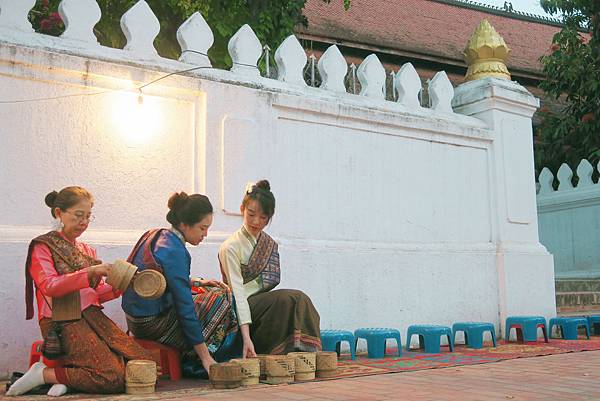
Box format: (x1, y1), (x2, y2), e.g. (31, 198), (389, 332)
(122, 192), (239, 376)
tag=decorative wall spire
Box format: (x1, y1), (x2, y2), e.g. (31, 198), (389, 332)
(463, 19), (511, 82)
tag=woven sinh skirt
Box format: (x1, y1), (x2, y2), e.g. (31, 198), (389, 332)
(248, 289), (321, 354)
(126, 286), (239, 360)
(40, 306), (151, 394)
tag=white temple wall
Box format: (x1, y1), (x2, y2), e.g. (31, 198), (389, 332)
(0, 0), (555, 376)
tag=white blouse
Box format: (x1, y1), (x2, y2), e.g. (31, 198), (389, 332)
(219, 226), (262, 325)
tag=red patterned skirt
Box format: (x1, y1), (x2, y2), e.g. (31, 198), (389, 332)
(39, 306), (151, 394)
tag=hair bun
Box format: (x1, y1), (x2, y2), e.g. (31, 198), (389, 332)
(255, 180), (271, 192)
(44, 190), (58, 208)
(168, 192), (189, 211)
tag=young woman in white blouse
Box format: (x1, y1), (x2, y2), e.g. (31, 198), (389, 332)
(219, 180), (321, 357)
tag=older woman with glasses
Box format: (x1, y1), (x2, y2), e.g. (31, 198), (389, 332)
(7, 186), (150, 397)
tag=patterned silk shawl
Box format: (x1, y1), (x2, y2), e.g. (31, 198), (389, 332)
(240, 227), (280, 293)
(126, 228), (166, 273)
(25, 231), (102, 320)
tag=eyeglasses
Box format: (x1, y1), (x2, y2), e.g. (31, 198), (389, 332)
(64, 210), (95, 222)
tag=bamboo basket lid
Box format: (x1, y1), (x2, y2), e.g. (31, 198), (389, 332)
(230, 358), (260, 385)
(132, 270), (166, 300)
(265, 355), (295, 384)
(287, 352), (316, 372)
(125, 360), (157, 384)
(288, 352), (316, 381)
(210, 362), (242, 389)
(107, 260), (138, 292)
(316, 352), (338, 378)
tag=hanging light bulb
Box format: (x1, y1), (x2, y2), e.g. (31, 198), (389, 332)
(137, 88), (144, 105)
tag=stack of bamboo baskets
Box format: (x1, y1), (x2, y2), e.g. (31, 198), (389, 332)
(209, 351), (338, 388)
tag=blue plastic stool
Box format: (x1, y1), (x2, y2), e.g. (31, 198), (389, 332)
(406, 325), (454, 353)
(588, 316), (600, 335)
(452, 322), (497, 349)
(320, 329), (356, 360)
(354, 328), (402, 358)
(505, 316), (548, 343)
(549, 317), (590, 340)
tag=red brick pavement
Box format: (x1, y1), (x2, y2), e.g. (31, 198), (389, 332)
(2, 351), (600, 400)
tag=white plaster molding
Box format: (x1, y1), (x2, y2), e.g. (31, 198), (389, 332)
(273, 99), (492, 148)
(453, 78), (539, 118)
(537, 167), (555, 196)
(228, 24), (262, 77)
(120, 0), (160, 58)
(0, 225), (231, 246)
(428, 71), (454, 113)
(275, 35), (307, 86)
(576, 159), (594, 187)
(0, 0), (36, 32)
(395, 63), (421, 108)
(0, 225), (499, 254)
(357, 54), (385, 99)
(537, 187), (600, 212)
(317, 45), (347, 93)
(59, 0), (101, 46)
(557, 163), (574, 191)
(177, 12), (213, 67)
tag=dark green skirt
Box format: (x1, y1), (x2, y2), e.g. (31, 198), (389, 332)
(248, 289), (321, 354)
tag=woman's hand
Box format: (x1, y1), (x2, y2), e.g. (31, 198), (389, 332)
(240, 324), (256, 358)
(190, 277), (229, 290)
(242, 338), (257, 358)
(202, 279), (229, 289)
(194, 343), (217, 374)
(86, 263), (112, 281)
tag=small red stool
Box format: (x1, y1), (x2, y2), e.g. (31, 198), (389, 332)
(133, 338), (181, 381)
(29, 340), (63, 368)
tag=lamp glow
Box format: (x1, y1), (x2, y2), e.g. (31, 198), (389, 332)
(111, 91), (161, 144)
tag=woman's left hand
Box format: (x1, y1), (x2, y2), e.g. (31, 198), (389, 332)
(201, 279), (229, 289)
(191, 277), (229, 289)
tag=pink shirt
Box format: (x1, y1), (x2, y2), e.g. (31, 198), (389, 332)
(29, 233), (120, 320)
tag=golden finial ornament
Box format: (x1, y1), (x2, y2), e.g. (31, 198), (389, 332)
(463, 19), (511, 82)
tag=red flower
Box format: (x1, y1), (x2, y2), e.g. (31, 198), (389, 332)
(581, 113), (596, 123)
(42, 0), (49, 7)
(550, 43), (560, 52)
(40, 19), (51, 31)
(49, 12), (62, 22)
(540, 106), (550, 113)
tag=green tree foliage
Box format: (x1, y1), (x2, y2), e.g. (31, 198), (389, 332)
(29, 0), (350, 69)
(537, 0), (600, 174)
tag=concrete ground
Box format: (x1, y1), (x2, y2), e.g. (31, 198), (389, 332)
(2, 350), (599, 401)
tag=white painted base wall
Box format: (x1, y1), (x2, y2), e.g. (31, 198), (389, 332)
(0, 38), (555, 377)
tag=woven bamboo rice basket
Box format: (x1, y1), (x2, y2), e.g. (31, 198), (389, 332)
(287, 352), (316, 381)
(265, 355), (295, 384)
(125, 359), (156, 395)
(230, 358), (260, 385)
(107, 260), (138, 293)
(132, 269), (166, 300)
(316, 352), (338, 378)
(210, 362), (242, 389)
